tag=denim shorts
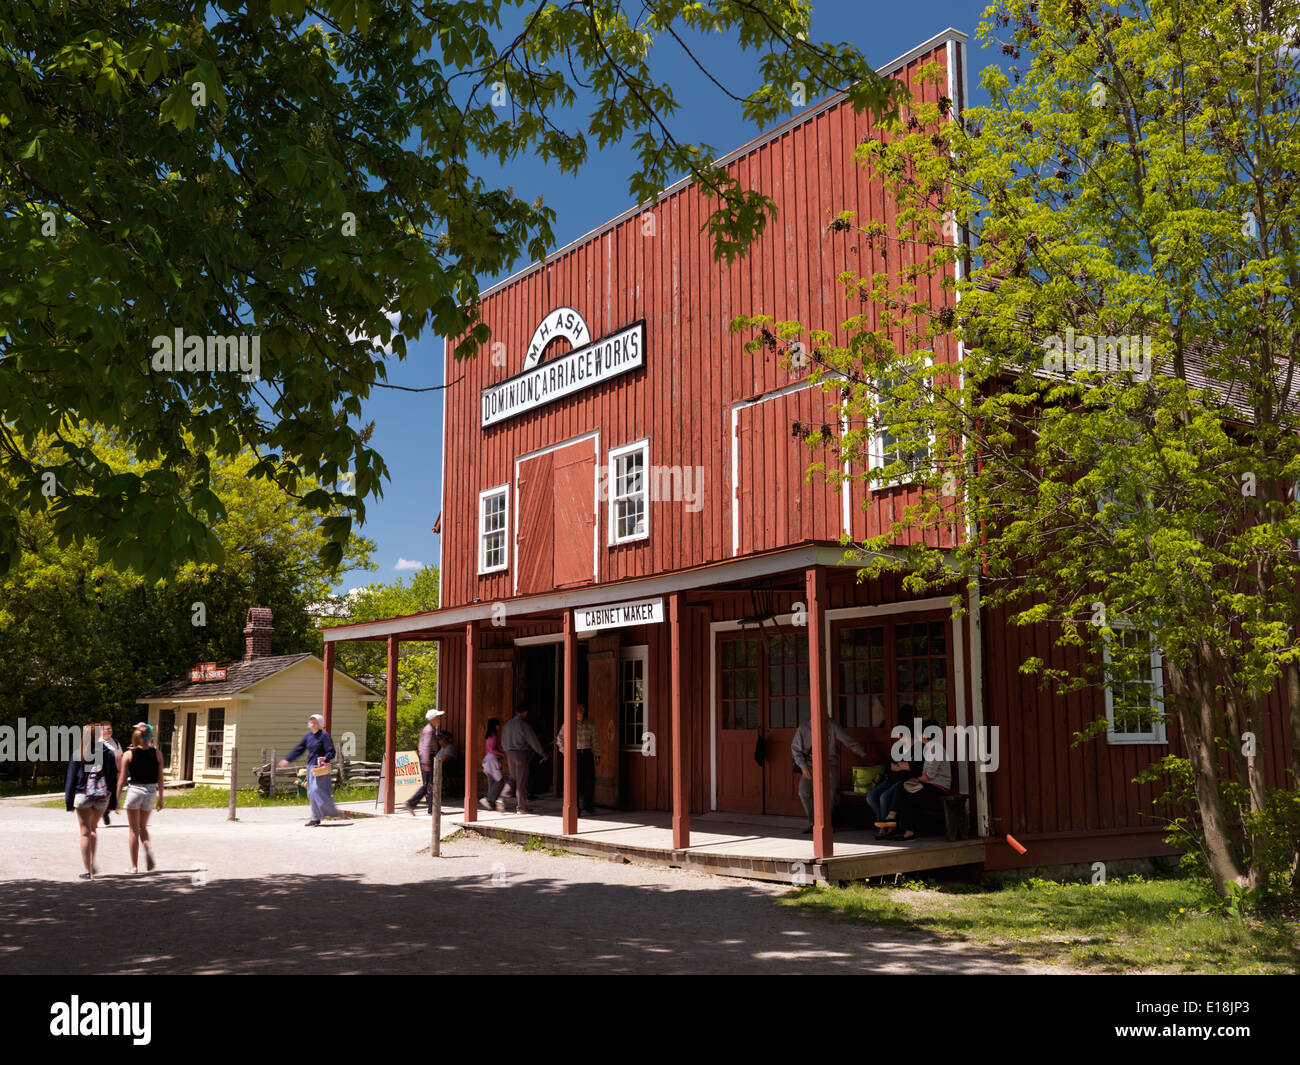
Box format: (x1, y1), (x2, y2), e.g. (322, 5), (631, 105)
(74, 792), (108, 812)
(122, 784), (157, 810)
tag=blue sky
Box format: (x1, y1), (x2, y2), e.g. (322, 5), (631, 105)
(338, 1), (994, 593)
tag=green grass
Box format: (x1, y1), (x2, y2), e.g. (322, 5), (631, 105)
(780, 873), (1299, 974)
(37, 784), (379, 809)
(0, 780), (63, 797)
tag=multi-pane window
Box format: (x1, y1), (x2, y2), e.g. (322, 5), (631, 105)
(1104, 625), (1165, 743)
(609, 441), (648, 543)
(895, 620), (949, 724)
(720, 638), (760, 730)
(838, 626), (886, 727)
(766, 634), (810, 729)
(478, 486), (508, 573)
(872, 359), (931, 483)
(833, 618), (951, 727)
(158, 708), (175, 770)
(619, 648), (648, 749)
(206, 707), (225, 770)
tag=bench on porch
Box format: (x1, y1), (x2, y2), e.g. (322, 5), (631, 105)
(836, 788), (971, 841)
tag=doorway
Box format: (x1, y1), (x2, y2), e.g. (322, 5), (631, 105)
(182, 712), (197, 781)
(514, 642), (588, 795)
(715, 629), (809, 816)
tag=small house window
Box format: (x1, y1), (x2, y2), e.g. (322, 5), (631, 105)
(479, 486), (508, 573)
(206, 707), (226, 769)
(158, 709), (176, 770)
(609, 440), (649, 544)
(619, 646), (648, 749)
(1103, 624), (1165, 744)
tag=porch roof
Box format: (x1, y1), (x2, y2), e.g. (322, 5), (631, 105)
(320, 542), (931, 643)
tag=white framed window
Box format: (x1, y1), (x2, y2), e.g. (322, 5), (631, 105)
(608, 439), (649, 544)
(619, 645), (649, 749)
(868, 354), (933, 488)
(1102, 622), (1166, 744)
(478, 485), (508, 574)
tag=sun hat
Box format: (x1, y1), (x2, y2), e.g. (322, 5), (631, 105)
(426, 709), (444, 721)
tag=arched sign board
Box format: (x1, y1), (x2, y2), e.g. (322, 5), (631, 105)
(481, 309), (645, 428)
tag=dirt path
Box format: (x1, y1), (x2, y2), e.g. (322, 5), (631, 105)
(0, 803), (1062, 975)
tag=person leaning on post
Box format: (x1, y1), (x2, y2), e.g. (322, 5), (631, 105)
(405, 708), (445, 815)
(555, 703), (601, 816)
(279, 714), (342, 826)
(790, 711), (868, 834)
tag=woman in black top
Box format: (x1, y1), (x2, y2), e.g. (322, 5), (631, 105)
(64, 723), (118, 880)
(118, 726), (165, 873)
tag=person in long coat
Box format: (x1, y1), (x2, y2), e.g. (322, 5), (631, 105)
(279, 714), (342, 825)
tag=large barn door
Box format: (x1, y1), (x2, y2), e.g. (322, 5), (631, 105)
(552, 441), (596, 587)
(515, 455), (555, 596)
(734, 385), (842, 555)
(515, 439), (596, 595)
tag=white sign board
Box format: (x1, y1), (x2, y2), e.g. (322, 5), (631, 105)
(481, 320), (645, 427)
(574, 596), (664, 634)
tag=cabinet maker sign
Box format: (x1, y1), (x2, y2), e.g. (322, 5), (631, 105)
(481, 307), (645, 427)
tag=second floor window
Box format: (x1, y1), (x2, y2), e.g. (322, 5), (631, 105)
(609, 441), (649, 543)
(479, 486), (508, 573)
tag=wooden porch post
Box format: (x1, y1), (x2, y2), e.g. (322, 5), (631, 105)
(464, 624), (479, 822)
(321, 640), (335, 735)
(384, 633), (398, 815)
(670, 591), (690, 849)
(806, 566), (832, 859)
(562, 608), (578, 835)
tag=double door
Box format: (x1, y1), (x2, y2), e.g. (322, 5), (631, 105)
(715, 630), (809, 816)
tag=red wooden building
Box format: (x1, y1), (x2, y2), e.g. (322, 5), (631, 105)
(319, 27), (1285, 871)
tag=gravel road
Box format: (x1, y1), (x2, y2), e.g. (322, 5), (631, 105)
(0, 801), (1060, 975)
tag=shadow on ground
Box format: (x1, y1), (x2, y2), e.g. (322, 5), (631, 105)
(0, 870), (1040, 975)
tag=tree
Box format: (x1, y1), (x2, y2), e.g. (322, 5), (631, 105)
(0, 0), (902, 579)
(737, 0), (1300, 899)
(0, 431), (373, 782)
(323, 566), (440, 756)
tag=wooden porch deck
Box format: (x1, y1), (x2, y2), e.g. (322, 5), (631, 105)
(453, 799), (986, 884)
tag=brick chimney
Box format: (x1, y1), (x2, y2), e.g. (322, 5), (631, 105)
(242, 607), (274, 661)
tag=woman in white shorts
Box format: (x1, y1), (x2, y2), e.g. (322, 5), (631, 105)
(118, 725), (165, 873)
(64, 723), (117, 880)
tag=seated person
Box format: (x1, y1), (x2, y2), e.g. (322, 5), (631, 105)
(882, 720), (952, 841)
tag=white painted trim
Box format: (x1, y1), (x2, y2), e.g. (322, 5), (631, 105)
(512, 430), (600, 596)
(730, 377), (845, 557)
(618, 644), (651, 752)
(968, 582), (989, 834)
(438, 341), (448, 611)
(512, 631), (595, 647)
(478, 484), (509, 575)
(869, 351), (936, 489)
(1102, 624), (1168, 745)
(607, 438), (651, 546)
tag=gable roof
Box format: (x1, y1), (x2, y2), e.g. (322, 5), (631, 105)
(137, 654), (378, 701)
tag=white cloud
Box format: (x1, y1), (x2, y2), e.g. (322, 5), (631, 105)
(348, 308), (403, 355)
(394, 557), (424, 571)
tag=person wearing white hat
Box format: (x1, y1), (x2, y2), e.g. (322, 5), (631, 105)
(405, 708), (445, 815)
